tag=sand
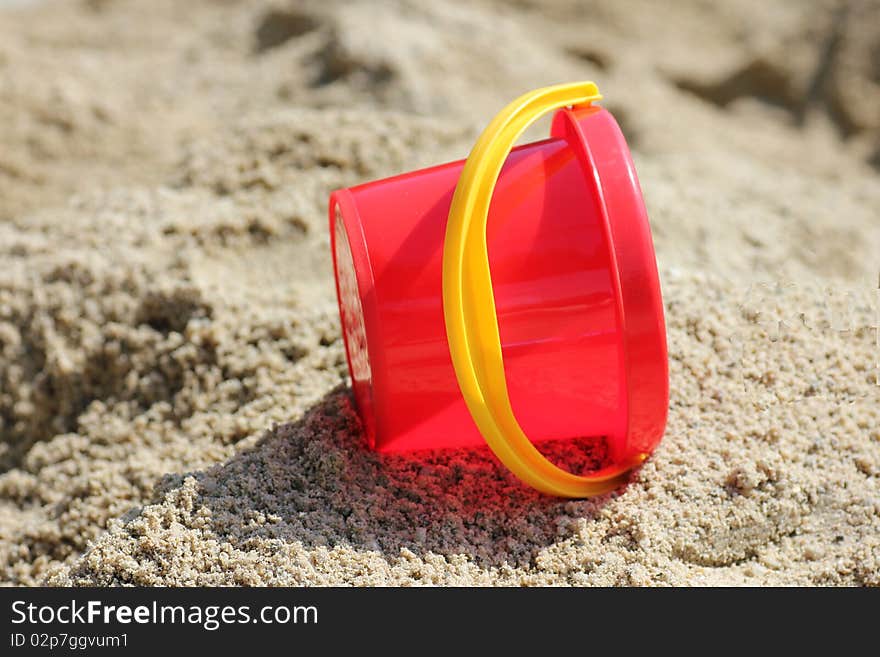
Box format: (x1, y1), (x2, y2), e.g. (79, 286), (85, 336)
(0, 0), (878, 586)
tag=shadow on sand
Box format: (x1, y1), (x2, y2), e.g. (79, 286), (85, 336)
(163, 386), (623, 569)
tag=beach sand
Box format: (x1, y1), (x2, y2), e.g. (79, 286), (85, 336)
(1, 0), (878, 586)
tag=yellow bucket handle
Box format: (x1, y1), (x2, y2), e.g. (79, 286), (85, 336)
(442, 81), (640, 498)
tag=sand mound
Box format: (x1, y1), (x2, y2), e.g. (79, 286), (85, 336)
(1, 0), (878, 586)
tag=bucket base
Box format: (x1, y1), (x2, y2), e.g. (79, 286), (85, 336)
(332, 206), (377, 448)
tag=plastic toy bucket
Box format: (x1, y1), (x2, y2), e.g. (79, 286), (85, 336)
(329, 83), (668, 497)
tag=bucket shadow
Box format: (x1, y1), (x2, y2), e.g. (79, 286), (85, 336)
(175, 387), (620, 569)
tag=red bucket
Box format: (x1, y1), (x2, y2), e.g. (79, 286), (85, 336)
(329, 85), (668, 496)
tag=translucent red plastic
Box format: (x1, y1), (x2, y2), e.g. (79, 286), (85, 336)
(329, 105), (668, 470)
